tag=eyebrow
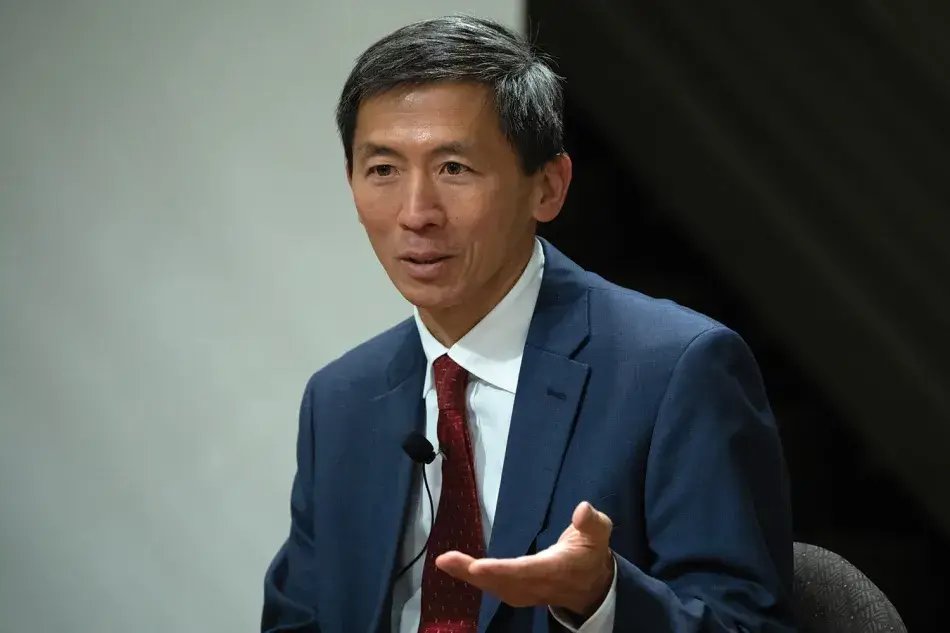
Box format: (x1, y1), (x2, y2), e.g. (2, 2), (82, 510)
(355, 141), (474, 162)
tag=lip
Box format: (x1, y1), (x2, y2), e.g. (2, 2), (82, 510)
(400, 250), (450, 262)
(399, 254), (453, 281)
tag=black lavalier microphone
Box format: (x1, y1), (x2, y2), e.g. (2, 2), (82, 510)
(403, 431), (438, 465)
(394, 431), (440, 581)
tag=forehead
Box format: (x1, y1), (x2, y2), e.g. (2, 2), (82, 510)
(353, 82), (506, 151)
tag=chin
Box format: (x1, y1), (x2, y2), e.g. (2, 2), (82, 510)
(397, 283), (459, 313)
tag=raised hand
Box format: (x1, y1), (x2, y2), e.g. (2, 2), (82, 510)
(435, 501), (615, 617)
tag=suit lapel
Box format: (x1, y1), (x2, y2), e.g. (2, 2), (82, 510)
(364, 326), (427, 633)
(478, 242), (592, 633)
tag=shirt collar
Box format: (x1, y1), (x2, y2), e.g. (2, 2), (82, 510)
(414, 237), (545, 395)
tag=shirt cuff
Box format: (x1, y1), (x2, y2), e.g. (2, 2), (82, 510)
(548, 556), (618, 633)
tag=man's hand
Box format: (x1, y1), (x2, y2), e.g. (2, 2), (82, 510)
(436, 501), (615, 617)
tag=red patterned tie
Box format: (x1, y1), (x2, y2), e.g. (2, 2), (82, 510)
(418, 355), (485, 633)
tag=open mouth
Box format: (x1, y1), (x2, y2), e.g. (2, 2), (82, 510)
(404, 256), (450, 265)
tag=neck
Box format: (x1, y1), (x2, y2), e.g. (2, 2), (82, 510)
(419, 238), (535, 347)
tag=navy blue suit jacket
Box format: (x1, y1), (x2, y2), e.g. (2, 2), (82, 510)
(262, 240), (797, 633)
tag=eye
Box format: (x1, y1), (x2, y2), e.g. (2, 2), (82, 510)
(368, 164), (395, 177)
(441, 162), (469, 176)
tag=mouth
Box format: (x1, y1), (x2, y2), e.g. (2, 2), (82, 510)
(399, 254), (453, 280)
(402, 255), (451, 265)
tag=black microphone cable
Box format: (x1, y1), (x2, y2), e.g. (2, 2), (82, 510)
(394, 431), (440, 581)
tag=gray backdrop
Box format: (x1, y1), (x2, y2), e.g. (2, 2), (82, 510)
(0, 2), (522, 631)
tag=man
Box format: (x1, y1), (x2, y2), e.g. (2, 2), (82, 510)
(262, 14), (797, 633)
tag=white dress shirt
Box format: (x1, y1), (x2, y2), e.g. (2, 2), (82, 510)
(391, 238), (617, 633)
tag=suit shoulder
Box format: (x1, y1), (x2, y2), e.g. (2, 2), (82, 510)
(585, 274), (730, 356)
(304, 317), (417, 396)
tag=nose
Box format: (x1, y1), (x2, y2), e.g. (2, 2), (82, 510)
(397, 171), (444, 231)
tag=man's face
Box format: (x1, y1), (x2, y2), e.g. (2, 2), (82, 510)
(347, 82), (569, 338)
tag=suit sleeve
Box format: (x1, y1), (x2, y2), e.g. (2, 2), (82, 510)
(613, 326), (797, 633)
(261, 378), (322, 633)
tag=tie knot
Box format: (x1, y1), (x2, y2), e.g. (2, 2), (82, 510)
(433, 354), (468, 412)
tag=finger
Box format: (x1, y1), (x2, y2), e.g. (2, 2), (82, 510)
(572, 501), (613, 540)
(468, 548), (563, 581)
(437, 551), (554, 587)
(469, 556), (560, 606)
(435, 551), (477, 583)
(436, 552), (524, 597)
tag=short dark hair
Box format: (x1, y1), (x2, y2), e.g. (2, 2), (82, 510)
(336, 15), (564, 175)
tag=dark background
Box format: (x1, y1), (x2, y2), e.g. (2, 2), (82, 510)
(528, 1), (950, 630)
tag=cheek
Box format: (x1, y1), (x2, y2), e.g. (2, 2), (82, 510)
(443, 186), (498, 228)
(353, 190), (396, 232)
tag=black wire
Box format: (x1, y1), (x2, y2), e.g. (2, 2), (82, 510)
(393, 467), (435, 581)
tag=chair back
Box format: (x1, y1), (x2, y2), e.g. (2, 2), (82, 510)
(791, 542), (906, 633)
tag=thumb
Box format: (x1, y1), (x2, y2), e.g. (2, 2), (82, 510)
(572, 501), (612, 539)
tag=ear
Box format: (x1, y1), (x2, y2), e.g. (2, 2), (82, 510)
(532, 153), (572, 224)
